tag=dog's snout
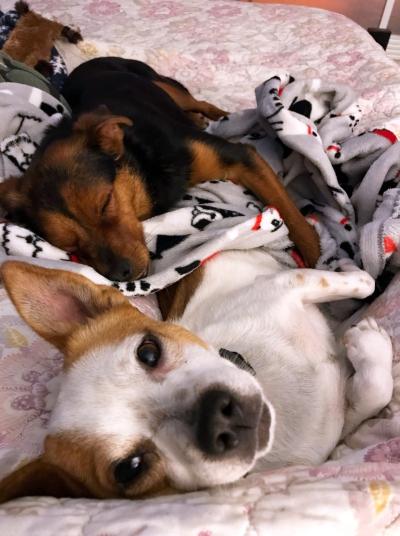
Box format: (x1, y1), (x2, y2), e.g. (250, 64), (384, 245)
(96, 245), (149, 281)
(196, 388), (261, 458)
(105, 257), (134, 282)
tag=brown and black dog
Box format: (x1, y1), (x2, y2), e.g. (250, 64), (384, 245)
(0, 57), (320, 280)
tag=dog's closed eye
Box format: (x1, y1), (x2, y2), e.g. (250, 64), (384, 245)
(101, 191), (113, 215)
(99, 188), (114, 219)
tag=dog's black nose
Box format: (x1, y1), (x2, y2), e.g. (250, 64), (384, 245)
(106, 257), (134, 282)
(196, 388), (260, 458)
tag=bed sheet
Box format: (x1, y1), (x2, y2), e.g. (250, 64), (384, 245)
(26, 0), (400, 130)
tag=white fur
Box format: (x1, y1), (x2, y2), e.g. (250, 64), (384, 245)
(47, 249), (393, 490)
(50, 333), (274, 489)
(176, 250), (392, 469)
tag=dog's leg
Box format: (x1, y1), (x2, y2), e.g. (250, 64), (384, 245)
(342, 317), (393, 437)
(154, 81), (228, 120)
(189, 140), (321, 266)
(186, 112), (210, 130)
(240, 150), (323, 268)
(261, 267), (375, 304)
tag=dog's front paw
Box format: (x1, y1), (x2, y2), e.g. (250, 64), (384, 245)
(344, 317), (392, 369)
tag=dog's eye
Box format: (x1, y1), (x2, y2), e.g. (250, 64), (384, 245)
(114, 455), (143, 485)
(137, 337), (161, 368)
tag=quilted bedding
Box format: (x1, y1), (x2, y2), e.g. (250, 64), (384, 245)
(2, 0), (400, 534)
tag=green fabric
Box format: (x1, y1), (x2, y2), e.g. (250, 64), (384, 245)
(0, 51), (70, 112)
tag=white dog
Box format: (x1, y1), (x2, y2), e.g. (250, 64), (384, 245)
(0, 253), (393, 501)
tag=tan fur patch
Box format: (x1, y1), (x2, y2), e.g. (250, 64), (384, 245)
(320, 277), (329, 288)
(0, 176), (27, 212)
(3, 11), (65, 67)
(158, 267), (205, 320)
(38, 210), (86, 252)
(42, 136), (83, 167)
(65, 301), (207, 367)
(0, 457), (90, 503)
(73, 112), (133, 159)
(189, 141), (229, 184)
(154, 81), (227, 120)
(96, 117), (133, 159)
(116, 165), (153, 221)
(43, 432), (172, 499)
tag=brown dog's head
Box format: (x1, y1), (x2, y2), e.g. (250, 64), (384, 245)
(0, 109), (150, 281)
(0, 261), (274, 502)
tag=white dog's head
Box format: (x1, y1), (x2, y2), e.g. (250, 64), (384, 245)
(0, 262), (273, 502)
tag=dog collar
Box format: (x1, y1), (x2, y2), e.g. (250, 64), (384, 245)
(219, 348), (256, 376)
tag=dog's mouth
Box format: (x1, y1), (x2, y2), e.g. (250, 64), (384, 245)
(70, 250), (149, 282)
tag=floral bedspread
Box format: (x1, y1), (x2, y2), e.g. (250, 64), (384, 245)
(1, 0), (400, 534)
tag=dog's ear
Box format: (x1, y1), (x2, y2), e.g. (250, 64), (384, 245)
(74, 108), (133, 159)
(0, 176), (27, 214)
(0, 261), (130, 350)
(0, 458), (91, 503)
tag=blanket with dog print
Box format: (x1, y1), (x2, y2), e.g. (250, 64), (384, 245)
(0, 82), (67, 180)
(208, 75), (400, 281)
(2, 73), (400, 308)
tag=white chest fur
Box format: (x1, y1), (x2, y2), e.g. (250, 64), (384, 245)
(177, 250), (350, 467)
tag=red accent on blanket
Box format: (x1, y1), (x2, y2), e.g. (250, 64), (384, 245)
(372, 128), (397, 145)
(384, 236), (397, 254)
(291, 249), (305, 268)
(327, 144), (340, 152)
(252, 213), (263, 231)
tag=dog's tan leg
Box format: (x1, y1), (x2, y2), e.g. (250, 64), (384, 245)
(189, 140), (321, 267)
(154, 81), (228, 120)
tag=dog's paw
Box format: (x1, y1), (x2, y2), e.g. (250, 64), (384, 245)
(187, 112), (210, 130)
(336, 269), (375, 299)
(343, 317), (393, 437)
(344, 317), (392, 368)
(351, 272), (375, 299)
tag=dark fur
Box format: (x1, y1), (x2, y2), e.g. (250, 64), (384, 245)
(0, 57), (320, 280)
(61, 59), (258, 210)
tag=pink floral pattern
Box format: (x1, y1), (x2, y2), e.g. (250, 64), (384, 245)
(1, 0), (400, 532)
(207, 4), (242, 18)
(139, 1), (185, 19)
(84, 0), (123, 17)
(365, 438), (400, 463)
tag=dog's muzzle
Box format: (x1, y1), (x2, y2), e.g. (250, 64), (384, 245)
(195, 387), (268, 460)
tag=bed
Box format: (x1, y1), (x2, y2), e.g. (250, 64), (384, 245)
(1, 0), (400, 533)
